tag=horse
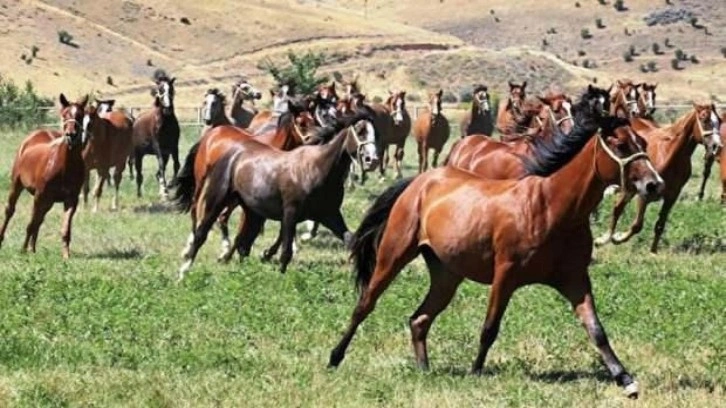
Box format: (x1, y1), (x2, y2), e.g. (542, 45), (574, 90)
(0, 94), (89, 259)
(595, 103), (723, 252)
(610, 79), (641, 119)
(459, 84), (493, 138)
(373, 90), (411, 179)
(637, 83), (657, 120)
(328, 102), (664, 400)
(171, 99), (317, 260)
(495, 81), (527, 135)
(413, 89), (450, 173)
(309, 82), (340, 127)
(81, 101), (134, 212)
(201, 88), (232, 134)
(229, 79), (262, 128)
(131, 75), (180, 198)
(177, 108), (378, 280)
(336, 92), (379, 186)
(247, 84), (294, 133)
(697, 112), (726, 204)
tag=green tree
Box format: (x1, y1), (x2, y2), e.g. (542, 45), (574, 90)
(259, 50), (329, 95)
(0, 75), (54, 129)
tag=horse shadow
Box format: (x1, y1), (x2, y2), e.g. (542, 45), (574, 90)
(132, 202), (176, 214)
(84, 248), (144, 260)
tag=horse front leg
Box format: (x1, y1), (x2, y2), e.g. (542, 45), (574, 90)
(278, 206), (299, 274)
(394, 144), (405, 179)
(93, 169), (110, 213)
(698, 153), (715, 201)
(60, 197), (79, 259)
(81, 169), (91, 209)
(134, 150), (144, 198)
(594, 191), (635, 246)
(0, 179), (23, 249)
(152, 142), (167, 198)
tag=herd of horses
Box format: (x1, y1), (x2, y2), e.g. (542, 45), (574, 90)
(0, 71), (724, 399)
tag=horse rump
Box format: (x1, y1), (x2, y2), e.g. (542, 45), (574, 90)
(169, 141), (200, 212)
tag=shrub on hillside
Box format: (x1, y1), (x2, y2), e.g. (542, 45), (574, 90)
(580, 28), (592, 39)
(613, 0), (627, 11)
(0, 75), (54, 128)
(258, 50), (329, 95)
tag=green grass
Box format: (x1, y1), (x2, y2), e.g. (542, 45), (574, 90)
(0, 126), (723, 407)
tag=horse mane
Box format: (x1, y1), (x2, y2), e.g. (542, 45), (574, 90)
(309, 106), (374, 144)
(521, 90), (612, 177)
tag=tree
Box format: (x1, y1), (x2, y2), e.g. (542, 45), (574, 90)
(259, 50), (329, 95)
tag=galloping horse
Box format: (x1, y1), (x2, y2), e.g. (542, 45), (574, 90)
(229, 79), (262, 128)
(328, 103), (663, 399)
(81, 101), (134, 212)
(697, 111), (726, 203)
(172, 100), (317, 259)
(0, 94), (89, 258)
(596, 103), (722, 252)
(459, 84), (493, 137)
(336, 93), (379, 185)
(374, 90), (411, 179)
(178, 109), (377, 280)
(495, 81), (527, 135)
(413, 89), (450, 173)
(610, 79), (641, 118)
(131, 75), (180, 198)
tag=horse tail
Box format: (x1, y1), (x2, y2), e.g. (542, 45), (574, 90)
(169, 141), (200, 212)
(198, 147), (240, 225)
(351, 176), (414, 291)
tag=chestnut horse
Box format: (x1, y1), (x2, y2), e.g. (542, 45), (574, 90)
(610, 79), (640, 119)
(172, 100), (317, 259)
(637, 83), (658, 120)
(375, 90), (411, 179)
(413, 89), (450, 173)
(459, 84), (493, 137)
(595, 103), (723, 252)
(177, 109), (377, 279)
(495, 81), (527, 136)
(81, 101), (134, 212)
(329, 109), (663, 399)
(697, 112), (726, 203)
(229, 79), (262, 128)
(131, 75), (180, 198)
(0, 94), (89, 258)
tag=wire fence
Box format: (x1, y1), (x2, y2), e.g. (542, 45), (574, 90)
(23, 103), (703, 129)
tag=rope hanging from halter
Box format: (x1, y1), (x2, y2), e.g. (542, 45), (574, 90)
(594, 133), (649, 191)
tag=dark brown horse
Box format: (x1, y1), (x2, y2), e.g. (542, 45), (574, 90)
(697, 112), (726, 203)
(131, 75), (180, 198)
(329, 104), (663, 399)
(172, 100), (317, 260)
(495, 81), (527, 135)
(229, 79), (262, 128)
(0, 94), (89, 258)
(413, 89), (450, 173)
(459, 84), (493, 137)
(374, 90), (411, 179)
(81, 101), (134, 211)
(610, 79), (641, 119)
(177, 109), (376, 279)
(595, 103), (722, 252)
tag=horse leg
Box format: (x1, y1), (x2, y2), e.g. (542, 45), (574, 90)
(111, 166), (123, 211)
(394, 145), (405, 179)
(471, 273), (516, 375)
(698, 154), (715, 201)
(409, 249), (463, 370)
(178, 198), (228, 281)
(226, 210), (264, 262)
(594, 191), (635, 246)
(172, 146), (181, 182)
(417, 141), (424, 174)
(432, 149), (441, 168)
(378, 145), (388, 181)
(82, 169), (91, 209)
(650, 195), (677, 254)
(128, 155), (134, 180)
(93, 169), (109, 213)
(134, 150), (144, 198)
(0, 179), (23, 248)
(216, 205), (234, 260)
(157, 149), (169, 198)
(60, 197), (79, 259)
(300, 220), (319, 241)
(24, 197), (53, 254)
(552, 274), (638, 398)
(316, 211), (351, 247)
(278, 207), (299, 274)
(612, 196), (648, 244)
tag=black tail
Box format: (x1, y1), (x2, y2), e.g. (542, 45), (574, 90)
(351, 177), (415, 292)
(169, 141), (200, 212)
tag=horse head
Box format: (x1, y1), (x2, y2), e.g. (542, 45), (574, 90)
(538, 93), (574, 133)
(283, 98), (318, 145)
(152, 76), (175, 113)
(96, 99), (116, 115)
(347, 108), (379, 171)
(202, 88), (226, 125)
(386, 90), (406, 125)
(637, 83), (657, 116)
(692, 102), (723, 156)
(311, 81), (340, 127)
(507, 81), (527, 115)
(579, 85), (612, 120)
(472, 84), (490, 114)
(429, 89), (444, 117)
(59, 93), (89, 147)
(611, 79), (640, 117)
(232, 79), (262, 106)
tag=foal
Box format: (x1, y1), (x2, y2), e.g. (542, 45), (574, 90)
(0, 94), (88, 258)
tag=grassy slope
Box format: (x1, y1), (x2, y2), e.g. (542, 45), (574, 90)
(0, 124), (723, 406)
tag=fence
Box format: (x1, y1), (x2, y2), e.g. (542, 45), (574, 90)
(27, 103), (701, 129)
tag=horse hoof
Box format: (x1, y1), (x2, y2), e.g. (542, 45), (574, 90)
(611, 232), (631, 244)
(623, 382), (639, 399)
(178, 259), (193, 281)
(594, 235), (611, 246)
(300, 232), (313, 241)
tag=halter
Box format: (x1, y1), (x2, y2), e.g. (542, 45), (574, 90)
(61, 117), (83, 147)
(292, 118), (313, 144)
(347, 121), (376, 170)
(696, 112), (715, 138)
(618, 89), (639, 116)
(594, 133), (650, 191)
(474, 92), (489, 114)
(548, 104), (573, 128)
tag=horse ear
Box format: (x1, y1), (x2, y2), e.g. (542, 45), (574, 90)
(606, 84), (613, 94)
(269, 89), (275, 97)
(330, 81), (336, 90)
(388, 89), (393, 96)
(438, 89), (443, 96)
(652, 82), (658, 90)
(79, 94), (89, 108)
(508, 81), (515, 89)
(522, 81), (527, 90)
(59, 93), (70, 108)
(170, 77), (176, 85)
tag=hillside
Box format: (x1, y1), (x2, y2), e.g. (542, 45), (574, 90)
(1, 0), (724, 108)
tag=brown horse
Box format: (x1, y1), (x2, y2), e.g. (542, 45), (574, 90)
(637, 83), (658, 120)
(131, 75), (180, 198)
(610, 79), (641, 119)
(177, 109), (377, 279)
(329, 108), (663, 399)
(308, 82), (340, 127)
(172, 100), (317, 259)
(247, 84), (294, 133)
(81, 101), (134, 212)
(413, 89), (450, 173)
(595, 103), (723, 252)
(0, 94), (89, 258)
(495, 81), (527, 135)
(374, 90), (411, 179)
(697, 112), (726, 203)
(459, 84), (493, 137)
(229, 79), (262, 128)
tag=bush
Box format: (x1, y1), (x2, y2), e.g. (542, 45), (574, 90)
(31, 46), (39, 58)
(640, 64), (649, 73)
(647, 61), (658, 72)
(652, 43), (662, 55)
(674, 49), (685, 60)
(597, 0), (607, 4)
(665, 38), (673, 48)
(258, 50), (328, 95)
(613, 0), (626, 11)
(721, 47), (726, 58)
(578, 50), (586, 56)
(371, 95), (383, 104)
(407, 93), (421, 103)
(596, 18), (605, 29)
(580, 28), (592, 39)
(0, 75), (54, 129)
(57, 30), (75, 46)
(690, 55), (699, 64)
(629, 45), (638, 57)
(623, 52), (633, 62)
(575, 2), (580, 7)
(670, 59), (681, 70)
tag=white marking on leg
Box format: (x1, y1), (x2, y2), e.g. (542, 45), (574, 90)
(178, 259), (193, 281)
(181, 233), (194, 258)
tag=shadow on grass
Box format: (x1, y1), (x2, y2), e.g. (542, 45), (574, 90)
(84, 248), (144, 260)
(525, 368), (612, 384)
(672, 232), (725, 255)
(132, 202), (176, 214)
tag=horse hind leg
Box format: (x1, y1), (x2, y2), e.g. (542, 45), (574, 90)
(650, 195), (677, 254)
(0, 178), (23, 248)
(24, 197), (53, 254)
(82, 170), (91, 209)
(224, 209), (264, 263)
(394, 145), (405, 179)
(432, 148), (441, 168)
(60, 198), (79, 259)
(111, 166), (124, 211)
(93, 169), (110, 213)
(134, 151), (144, 198)
(471, 272), (517, 375)
(409, 247), (463, 370)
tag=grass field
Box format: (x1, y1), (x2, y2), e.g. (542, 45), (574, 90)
(0, 125), (723, 407)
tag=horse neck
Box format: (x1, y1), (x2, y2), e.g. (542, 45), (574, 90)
(541, 137), (607, 226)
(230, 100), (251, 123)
(271, 122), (303, 150)
(314, 128), (350, 176)
(214, 106), (232, 127)
(661, 110), (700, 163)
(610, 94), (629, 118)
